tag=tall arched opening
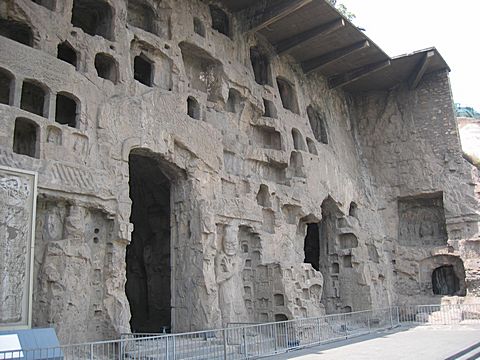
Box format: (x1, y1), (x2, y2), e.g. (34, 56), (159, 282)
(126, 149), (175, 332)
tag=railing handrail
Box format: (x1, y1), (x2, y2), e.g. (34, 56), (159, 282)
(1, 303), (479, 359)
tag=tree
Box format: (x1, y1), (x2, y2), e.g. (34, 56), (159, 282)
(327, 0), (356, 21)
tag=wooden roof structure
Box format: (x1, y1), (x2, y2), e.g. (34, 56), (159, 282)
(220, 0), (450, 93)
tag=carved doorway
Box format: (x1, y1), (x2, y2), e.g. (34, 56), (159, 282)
(126, 150), (172, 332)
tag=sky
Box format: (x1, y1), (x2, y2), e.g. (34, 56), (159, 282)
(339, 0), (480, 111)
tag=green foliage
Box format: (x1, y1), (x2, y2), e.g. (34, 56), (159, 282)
(327, 0), (356, 21)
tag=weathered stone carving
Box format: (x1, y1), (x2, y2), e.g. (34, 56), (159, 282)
(398, 194), (448, 247)
(0, 166), (36, 328)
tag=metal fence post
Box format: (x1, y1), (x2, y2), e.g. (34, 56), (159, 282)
(165, 336), (169, 360)
(273, 324), (278, 351)
(344, 314), (348, 339)
(367, 311), (371, 333)
(317, 318), (322, 343)
(243, 327), (248, 359)
(90, 343), (94, 360)
(389, 307), (394, 328)
(172, 336), (176, 360)
(223, 329), (228, 360)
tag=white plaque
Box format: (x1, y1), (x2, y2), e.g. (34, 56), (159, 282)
(0, 166), (37, 330)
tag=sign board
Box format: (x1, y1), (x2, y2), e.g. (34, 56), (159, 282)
(0, 166), (37, 330)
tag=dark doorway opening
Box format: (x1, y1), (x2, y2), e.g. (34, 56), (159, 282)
(126, 151), (172, 333)
(0, 19), (33, 47)
(432, 265), (459, 295)
(57, 42), (77, 68)
(55, 92), (78, 127)
(304, 223), (320, 271)
(71, 0), (114, 40)
(209, 5), (230, 37)
(134, 55), (153, 86)
(21, 80), (46, 117)
(13, 117), (38, 158)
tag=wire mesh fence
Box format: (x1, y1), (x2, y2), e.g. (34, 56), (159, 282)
(1, 304), (478, 359)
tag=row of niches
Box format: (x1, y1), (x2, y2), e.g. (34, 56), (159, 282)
(27, 0), (231, 41)
(11, 116), (87, 160)
(0, 67), (80, 128)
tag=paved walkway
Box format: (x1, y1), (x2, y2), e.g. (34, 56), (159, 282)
(269, 324), (480, 359)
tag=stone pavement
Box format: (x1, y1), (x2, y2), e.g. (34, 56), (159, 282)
(269, 325), (480, 359)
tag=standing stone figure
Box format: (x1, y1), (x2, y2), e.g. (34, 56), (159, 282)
(215, 224), (248, 324)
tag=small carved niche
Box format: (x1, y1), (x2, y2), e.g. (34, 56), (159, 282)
(21, 80), (47, 117)
(398, 192), (447, 246)
(0, 67), (13, 105)
(307, 105), (328, 144)
(277, 77), (299, 114)
(0, 19), (34, 47)
(13, 117), (39, 158)
(71, 0), (114, 41)
(57, 42), (78, 68)
(226, 89), (241, 113)
(291, 128), (306, 151)
(187, 96), (200, 120)
(95, 53), (119, 84)
(133, 54), (153, 86)
(193, 17), (205, 37)
(306, 138), (317, 155)
(180, 42), (223, 102)
(209, 5), (230, 38)
(250, 47), (271, 85)
(263, 98), (277, 118)
(55, 92), (78, 128)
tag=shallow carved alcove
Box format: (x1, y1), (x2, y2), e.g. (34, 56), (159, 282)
(95, 53), (119, 83)
(277, 77), (299, 114)
(250, 125), (282, 150)
(127, 0), (156, 35)
(57, 42), (77, 68)
(306, 138), (317, 155)
(250, 47), (271, 85)
(398, 193), (447, 246)
(187, 96), (200, 119)
(21, 80), (47, 117)
(263, 98), (277, 118)
(291, 128), (306, 151)
(180, 42), (224, 102)
(193, 17), (205, 37)
(256, 184), (271, 207)
(0, 19), (34, 47)
(71, 0), (114, 40)
(13, 118), (39, 158)
(226, 89), (241, 113)
(55, 92), (78, 128)
(307, 105), (328, 144)
(209, 5), (230, 37)
(419, 255), (466, 296)
(0, 68), (13, 105)
(338, 233), (358, 249)
(432, 265), (459, 296)
(134, 54), (153, 86)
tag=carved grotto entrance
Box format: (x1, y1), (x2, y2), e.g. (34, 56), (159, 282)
(126, 150), (173, 333)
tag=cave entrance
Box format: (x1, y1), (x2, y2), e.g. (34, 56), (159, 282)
(432, 265), (459, 296)
(304, 223), (320, 271)
(126, 151), (172, 333)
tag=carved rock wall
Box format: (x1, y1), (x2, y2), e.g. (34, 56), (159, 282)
(0, 0), (478, 344)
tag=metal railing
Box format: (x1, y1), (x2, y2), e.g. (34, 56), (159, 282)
(398, 303), (480, 325)
(0, 304), (478, 359)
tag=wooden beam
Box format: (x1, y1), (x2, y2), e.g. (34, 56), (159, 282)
(249, 0), (313, 33)
(302, 40), (370, 73)
(275, 18), (345, 55)
(409, 50), (435, 89)
(328, 60), (391, 89)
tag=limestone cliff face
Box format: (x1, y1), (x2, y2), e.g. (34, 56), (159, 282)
(0, 0), (478, 344)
